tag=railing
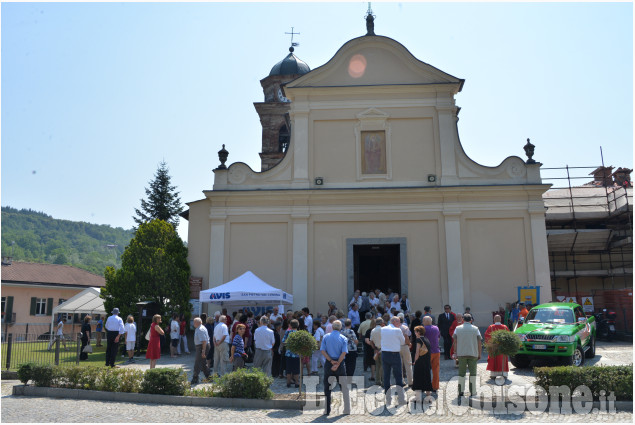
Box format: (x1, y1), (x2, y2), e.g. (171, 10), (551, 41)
(1, 333), (82, 371)
(1, 323), (54, 341)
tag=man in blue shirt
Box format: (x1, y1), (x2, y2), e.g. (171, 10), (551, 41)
(348, 303), (361, 334)
(95, 318), (104, 346)
(511, 303), (520, 328)
(320, 320), (351, 416)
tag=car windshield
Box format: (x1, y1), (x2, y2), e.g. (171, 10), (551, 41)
(525, 308), (575, 324)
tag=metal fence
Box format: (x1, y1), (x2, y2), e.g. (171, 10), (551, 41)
(1, 322), (90, 341)
(1, 323), (55, 342)
(1, 332), (82, 371)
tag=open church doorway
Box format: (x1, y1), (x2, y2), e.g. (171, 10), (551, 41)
(353, 244), (401, 295)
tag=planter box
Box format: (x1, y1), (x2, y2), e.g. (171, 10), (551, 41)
(12, 385), (304, 410)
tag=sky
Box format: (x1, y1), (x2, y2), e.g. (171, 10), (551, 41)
(1, 1), (633, 243)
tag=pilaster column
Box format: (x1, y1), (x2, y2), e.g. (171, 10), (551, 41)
(291, 207), (309, 310)
(289, 106), (310, 188)
(443, 210), (465, 311)
(209, 209), (227, 289)
(437, 100), (459, 186)
(529, 202), (551, 298)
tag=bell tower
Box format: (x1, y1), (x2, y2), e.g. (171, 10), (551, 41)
(254, 33), (310, 171)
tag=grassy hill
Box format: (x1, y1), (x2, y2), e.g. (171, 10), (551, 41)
(1, 206), (134, 276)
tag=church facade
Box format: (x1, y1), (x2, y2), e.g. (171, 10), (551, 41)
(185, 29), (551, 320)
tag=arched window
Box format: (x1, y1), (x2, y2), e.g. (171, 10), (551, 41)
(278, 125), (290, 153)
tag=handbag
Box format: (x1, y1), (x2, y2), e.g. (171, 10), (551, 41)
(145, 328), (151, 341)
(418, 339), (428, 356)
(83, 343), (93, 353)
(245, 346), (255, 363)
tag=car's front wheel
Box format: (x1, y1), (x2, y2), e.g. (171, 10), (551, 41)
(510, 354), (531, 368)
(563, 345), (585, 366)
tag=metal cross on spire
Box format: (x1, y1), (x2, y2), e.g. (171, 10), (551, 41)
(365, 2), (376, 36)
(285, 27), (300, 52)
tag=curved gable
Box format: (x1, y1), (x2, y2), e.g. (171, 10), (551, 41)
(286, 35), (463, 91)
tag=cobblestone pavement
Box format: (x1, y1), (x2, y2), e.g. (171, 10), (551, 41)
(1, 340), (632, 423)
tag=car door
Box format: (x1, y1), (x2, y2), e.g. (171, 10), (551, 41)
(574, 306), (590, 346)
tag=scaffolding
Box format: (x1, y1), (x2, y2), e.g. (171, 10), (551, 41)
(542, 165), (632, 294)
(540, 164), (633, 334)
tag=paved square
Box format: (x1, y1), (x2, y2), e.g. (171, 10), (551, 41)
(1, 340), (632, 422)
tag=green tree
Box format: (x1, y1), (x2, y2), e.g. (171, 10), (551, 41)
(133, 161), (182, 228)
(101, 219), (191, 320)
(52, 251), (69, 265)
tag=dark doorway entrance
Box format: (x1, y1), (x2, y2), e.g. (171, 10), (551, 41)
(353, 244), (401, 294)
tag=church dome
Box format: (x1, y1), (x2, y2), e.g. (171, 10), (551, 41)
(269, 47), (310, 76)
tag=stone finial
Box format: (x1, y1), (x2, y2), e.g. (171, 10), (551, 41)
(524, 138), (536, 164)
(217, 144), (229, 170)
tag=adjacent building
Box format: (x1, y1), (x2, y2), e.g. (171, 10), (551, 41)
(1, 259), (105, 336)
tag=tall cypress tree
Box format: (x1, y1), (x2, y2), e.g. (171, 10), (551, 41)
(133, 161), (182, 228)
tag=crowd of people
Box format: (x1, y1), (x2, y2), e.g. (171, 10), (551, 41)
(80, 288), (513, 414)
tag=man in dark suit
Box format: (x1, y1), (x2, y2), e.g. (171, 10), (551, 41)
(438, 305), (456, 360)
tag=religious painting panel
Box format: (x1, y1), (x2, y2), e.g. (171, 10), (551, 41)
(361, 130), (387, 174)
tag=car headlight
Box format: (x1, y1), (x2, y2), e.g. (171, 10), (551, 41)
(553, 335), (575, 343)
(518, 334), (527, 341)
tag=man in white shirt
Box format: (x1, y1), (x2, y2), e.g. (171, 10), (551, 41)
(213, 315), (230, 376)
(124, 315), (137, 363)
(390, 295), (402, 313)
(349, 290), (361, 309)
(170, 313), (180, 358)
(48, 318), (68, 351)
(253, 316), (275, 375)
(369, 292), (380, 309)
(270, 306), (283, 325)
(380, 316), (406, 404)
(104, 308), (125, 367)
(302, 307), (313, 331)
(191, 317), (210, 385)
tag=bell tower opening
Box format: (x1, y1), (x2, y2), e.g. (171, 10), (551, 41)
(278, 125), (289, 153)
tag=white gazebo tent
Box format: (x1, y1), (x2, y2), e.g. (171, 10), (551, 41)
(199, 271), (293, 308)
(49, 287), (106, 340)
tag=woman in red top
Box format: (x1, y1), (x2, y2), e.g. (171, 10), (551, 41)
(231, 314), (252, 346)
(448, 314), (463, 367)
(146, 314), (165, 369)
(179, 314), (190, 355)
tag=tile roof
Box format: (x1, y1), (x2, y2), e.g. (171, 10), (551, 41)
(1, 262), (105, 287)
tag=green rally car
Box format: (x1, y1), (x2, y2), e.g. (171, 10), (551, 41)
(510, 302), (596, 368)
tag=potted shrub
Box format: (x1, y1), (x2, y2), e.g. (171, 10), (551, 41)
(284, 330), (317, 395)
(485, 329), (522, 357)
